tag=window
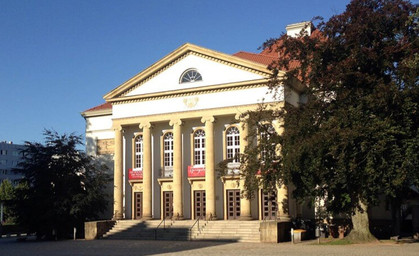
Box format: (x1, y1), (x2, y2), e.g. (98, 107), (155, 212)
(0, 150), (7, 155)
(194, 129), (205, 166)
(226, 126), (240, 163)
(134, 135), (143, 170)
(164, 132), (174, 169)
(12, 151), (19, 156)
(260, 124), (276, 162)
(0, 160), (6, 165)
(179, 69), (202, 83)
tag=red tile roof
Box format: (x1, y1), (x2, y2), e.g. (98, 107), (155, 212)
(83, 102), (112, 113)
(233, 51), (277, 66)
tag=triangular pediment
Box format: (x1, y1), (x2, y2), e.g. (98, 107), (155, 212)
(104, 43), (274, 102)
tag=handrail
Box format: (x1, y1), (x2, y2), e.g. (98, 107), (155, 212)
(155, 217), (172, 240)
(189, 218), (201, 241)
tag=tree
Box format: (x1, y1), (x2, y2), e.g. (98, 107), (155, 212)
(240, 0), (418, 241)
(0, 179), (15, 223)
(11, 130), (111, 239)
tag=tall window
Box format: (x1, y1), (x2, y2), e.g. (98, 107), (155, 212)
(226, 126), (240, 163)
(134, 135), (143, 169)
(260, 124), (275, 162)
(164, 132), (174, 169)
(194, 129), (205, 166)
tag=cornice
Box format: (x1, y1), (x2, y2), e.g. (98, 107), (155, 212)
(103, 43), (276, 101)
(108, 78), (271, 105)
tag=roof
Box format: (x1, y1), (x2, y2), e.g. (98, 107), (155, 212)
(232, 51), (277, 66)
(81, 102), (112, 117)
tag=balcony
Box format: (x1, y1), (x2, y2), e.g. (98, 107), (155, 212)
(188, 166), (205, 177)
(128, 168), (143, 180)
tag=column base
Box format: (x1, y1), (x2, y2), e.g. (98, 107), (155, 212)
(278, 215), (291, 222)
(174, 213), (184, 220)
(113, 212), (123, 220)
(239, 215), (253, 221)
(142, 215), (153, 220)
(207, 214), (217, 220)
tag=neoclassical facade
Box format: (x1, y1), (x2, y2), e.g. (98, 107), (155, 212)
(82, 37), (312, 221)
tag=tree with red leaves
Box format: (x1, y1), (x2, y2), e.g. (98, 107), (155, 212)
(241, 0), (418, 241)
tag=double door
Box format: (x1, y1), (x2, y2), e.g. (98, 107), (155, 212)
(227, 189), (241, 220)
(163, 191), (173, 219)
(261, 190), (277, 220)
(194, 190), (206, 220)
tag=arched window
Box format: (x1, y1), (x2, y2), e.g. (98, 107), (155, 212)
(194, 129), (205, 166)
(134, 135), (143, 169)
(179, 69), (202, 83)
(260, 124), (275, 162)
(164, 132), (174, 169)
(226, 126), (240, 163)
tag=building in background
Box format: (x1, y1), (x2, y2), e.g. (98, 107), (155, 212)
(0, 141), (25, 186)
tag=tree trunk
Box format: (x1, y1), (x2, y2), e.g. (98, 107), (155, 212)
(346, 201), (377, 242)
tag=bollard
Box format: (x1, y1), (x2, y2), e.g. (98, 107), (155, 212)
(73, 227), (76, 240)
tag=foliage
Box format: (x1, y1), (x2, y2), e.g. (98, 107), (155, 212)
(240, 0), (418, 238)
(0, 179), (15, 223)
(10, 130), (111, 239)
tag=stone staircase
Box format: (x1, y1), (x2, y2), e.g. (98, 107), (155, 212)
(193, 220), (261, 243)
(102, 219), (261, 242)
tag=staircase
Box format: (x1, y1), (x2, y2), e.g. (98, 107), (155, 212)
(102, 219), (261, 242)
(192, 220), (261, 243)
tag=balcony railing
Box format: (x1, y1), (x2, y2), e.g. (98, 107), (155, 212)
(129, 168), (143, 180)
(188, 166), (205, 177)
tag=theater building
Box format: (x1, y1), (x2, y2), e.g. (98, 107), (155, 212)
(82, 24), (314, 222)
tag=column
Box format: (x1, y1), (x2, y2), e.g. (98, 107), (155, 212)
(278, 184), (290, 221)
(202, 116), (216, 220)
(170, 118), (184, 219)
(140, 122), (153, 220)
(238, 116), (252, 220)
(113, 126), (124, 220)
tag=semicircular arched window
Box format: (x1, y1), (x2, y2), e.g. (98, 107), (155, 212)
(180, 69), (202, 83)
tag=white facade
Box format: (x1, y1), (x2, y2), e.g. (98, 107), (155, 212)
(83, 43), (309, 221)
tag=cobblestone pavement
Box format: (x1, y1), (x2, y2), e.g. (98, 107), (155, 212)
(1, 238), (418, 256)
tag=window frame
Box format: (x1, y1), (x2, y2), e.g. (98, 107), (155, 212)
(179, 68), (203, 84)
(192, 129), (206, 166)
(224, 125), (240, 163)
(133, 134), (144, 170)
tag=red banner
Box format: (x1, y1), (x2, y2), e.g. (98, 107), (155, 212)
(188, 166), (205, 177)
(129, 168), (143, 180)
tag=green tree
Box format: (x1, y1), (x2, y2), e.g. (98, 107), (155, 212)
(0, 179), (15, 223)
(240, 0), (418, 241)
(11, 130), (111, 239)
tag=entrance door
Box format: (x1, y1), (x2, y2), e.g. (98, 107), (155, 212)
(261, 190), (277, 220)
(134, 192), (143, 219)
(163, 191), (173, 219)
(194, 190), (206, 220)
(227, 189), (240, 220)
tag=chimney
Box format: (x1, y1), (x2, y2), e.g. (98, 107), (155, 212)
(286, 21), (312, 38)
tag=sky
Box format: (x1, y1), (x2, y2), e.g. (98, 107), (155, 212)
(0, 0), (354, 147)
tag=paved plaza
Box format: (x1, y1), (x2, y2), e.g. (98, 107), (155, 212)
(1, 238), (419, 256)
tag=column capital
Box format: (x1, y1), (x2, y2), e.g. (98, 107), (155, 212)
(139, 122), (153, 129)
(169, 118), (183, 127)
(113, 125), (123, 132)
(235, 113), (249, 121)
(201, 115), (215, 124)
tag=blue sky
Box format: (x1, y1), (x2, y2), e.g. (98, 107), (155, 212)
(0, 0), (352, 146)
